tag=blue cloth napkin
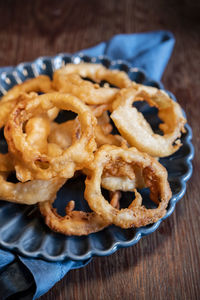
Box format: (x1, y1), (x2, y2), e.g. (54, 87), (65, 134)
(0, 30), (174, 300)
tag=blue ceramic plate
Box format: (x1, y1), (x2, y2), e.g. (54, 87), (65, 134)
(0, 54), (194, 261)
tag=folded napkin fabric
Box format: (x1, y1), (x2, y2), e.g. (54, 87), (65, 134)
(81, 31), (174, 81)
(0, 30), (175, 300)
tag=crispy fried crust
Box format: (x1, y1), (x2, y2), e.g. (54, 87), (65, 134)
(4, 92), (97, 181)
(53, 63), (132, 104)
(85, 145), (172, 228)
(111, 86), (186, 157)
(39, 191), (121, 235)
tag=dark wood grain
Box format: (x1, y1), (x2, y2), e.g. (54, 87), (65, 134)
(0, 1), (199, 299)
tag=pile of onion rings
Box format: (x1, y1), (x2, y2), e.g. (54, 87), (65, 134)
(0, 62), (186, 235)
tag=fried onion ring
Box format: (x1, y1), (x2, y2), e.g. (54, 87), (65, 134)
(111, 87), (186, 157)
(0, 94), (59, 170)
(5, 92), (97, 181)
(0, 100), (23, 172)
(39, 190), (121, 236)
(85, 145), (172, 228)
(1, 75), (58, 121)
(53, 63), (132, 104)
(50, 110), (125, 150)
(1, 75), (54, 102)
(0, 116), (65, 204)
(0, 172), (65, 205)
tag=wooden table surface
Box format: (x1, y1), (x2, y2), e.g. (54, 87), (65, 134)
(0, 1), (199, 299)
